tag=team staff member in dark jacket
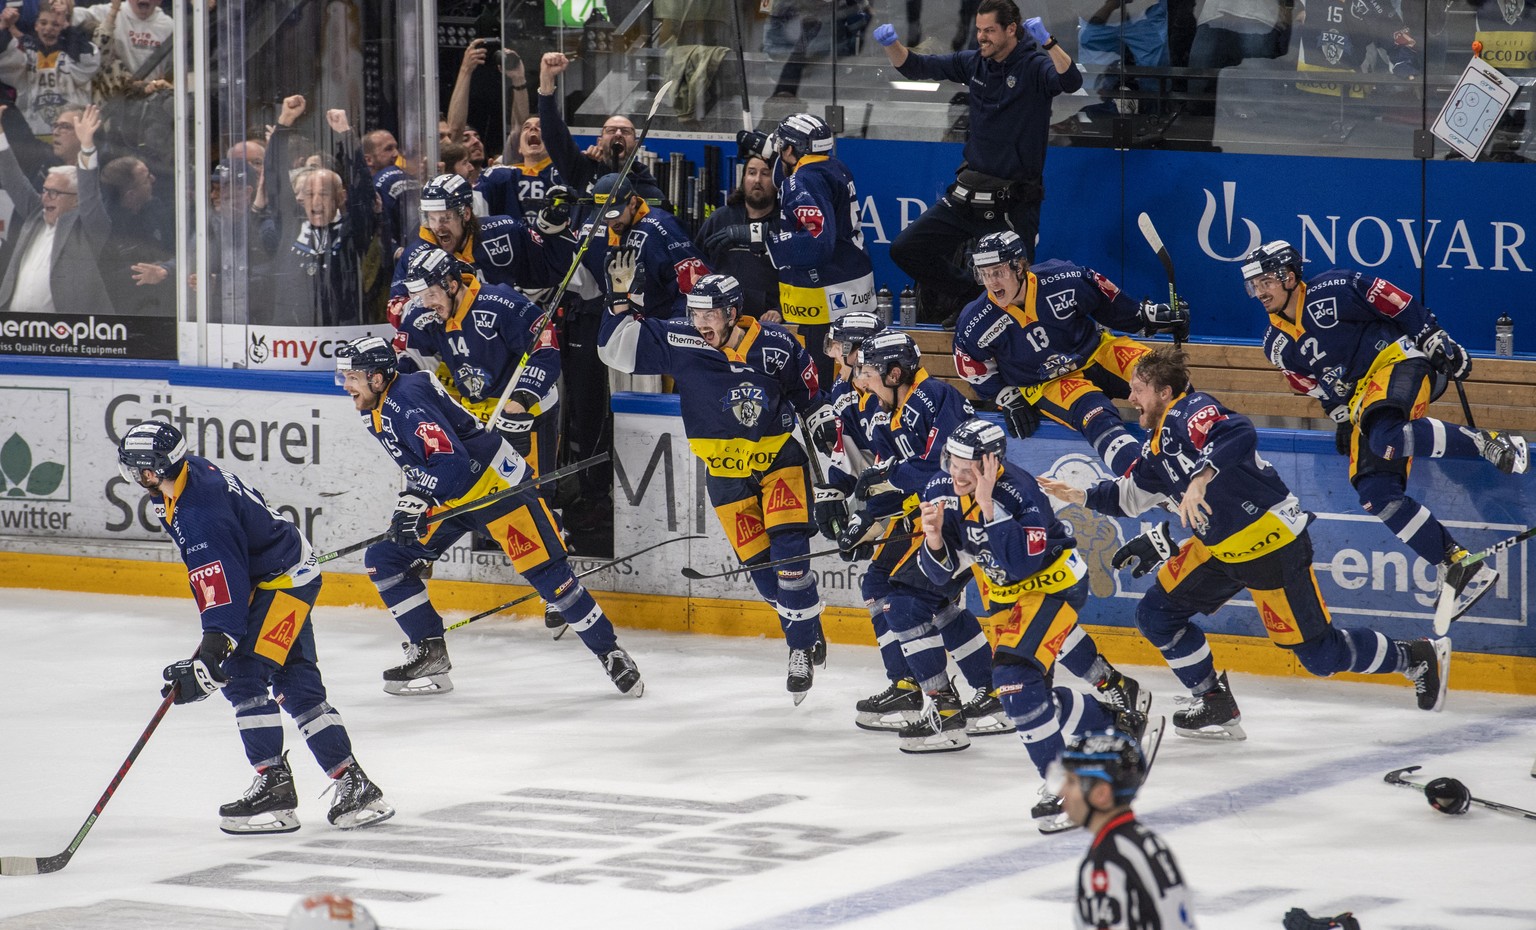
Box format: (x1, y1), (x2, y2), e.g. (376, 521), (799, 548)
(1040, 347), (1452, 742)
(118, 421), (393, 836)
(536, 51), (665, 202)
(698, 151), (782, 321)
(335, 335), (644, 699)
(876, 0), (1082, 324)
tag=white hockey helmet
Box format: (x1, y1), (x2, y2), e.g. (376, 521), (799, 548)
(285, 893), (379, 930)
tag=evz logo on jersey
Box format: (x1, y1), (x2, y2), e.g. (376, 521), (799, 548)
(1308, 297), (1339, 329)
(415, 421), (455, 457)
(189, 560), (232, 612)
(482, 233), (513, 267)
(1025, 526), (1047, 556)
(1044, 289), (1077, 320)
(471, 308), (498, 339)
(761, 346), (789, 374)
(723, 382), (767, 428)
(794, 205), (825, 237)
(1187, 404), (1225, 449)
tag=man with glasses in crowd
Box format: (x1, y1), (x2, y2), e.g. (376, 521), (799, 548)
(536, 51), (665, 201)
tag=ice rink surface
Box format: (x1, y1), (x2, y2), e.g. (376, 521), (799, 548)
(2, 588), (1533, 929)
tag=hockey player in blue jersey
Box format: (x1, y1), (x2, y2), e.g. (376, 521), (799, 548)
(1243, 241), (1528, 629)
(1039, 347), (1452, 741)
(592, 171), (710, 320)
(952, 230), (1188, 477)
(387, 173), (572, 326)
(598, 271), (829, 703)
(833, 331), (1000, 748)
(919, 419), (1146, 830)
(334, 335), (644, 698)
(118, 421), (394, 836)
(709, 113), (875, 386)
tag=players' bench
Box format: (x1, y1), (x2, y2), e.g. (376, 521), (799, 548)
(901, 327), (1536, 435)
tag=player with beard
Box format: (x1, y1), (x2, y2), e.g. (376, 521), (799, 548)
(592, 172), (709, 320)
(599, 271), (831, 703)
(697, 152), (782, 321)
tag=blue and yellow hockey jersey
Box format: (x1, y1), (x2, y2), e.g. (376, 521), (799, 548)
(390, 215), (571, 299)
(766, 154), (875, 326)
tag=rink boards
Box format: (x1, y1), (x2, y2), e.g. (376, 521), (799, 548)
(0, 364), (1530, 693)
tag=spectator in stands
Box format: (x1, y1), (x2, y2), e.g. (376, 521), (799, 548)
(363, 128), (415, 260)
(73, 0), (174, 85)
(443, 37), (494, 183)
(0, 3), (100, 137)
(698, 153), (782, 321)
(0, 102), (113, 314)
(263, 96), (381, 327)
(101, 152), (172, 316)
(49, 105), (86, 171)
(1185, 0), (1292, 134)
(537, 51), (665, 201)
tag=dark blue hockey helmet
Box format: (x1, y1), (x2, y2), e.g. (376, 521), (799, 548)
(592, 172), (638, 224)
(775, 112), (834, 156)
(1240, 240), (1304, 295)
(420, 172), (474, 214)
(117, 420), (187, 483)
(941, 418), (1007, 473)
(335, 335), (399, 386)
(1059, 728), (1147, 802)
(687, 274), (745, 318)
(971, 230), (1029, 270)
(829, 311), (884, 350)
(859, 330), (922, 385)
(402, 247), (466, 294)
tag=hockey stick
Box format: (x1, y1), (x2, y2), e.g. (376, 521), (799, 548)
(1384, 766), (1536, 822)
(1453, 376), (1477, 430)
(727, 0), (752, 132)
(316, 453), (609, 564)
(445, 534), (706, 633)
(1451, 522), (1536, 571)
(680, 526), (923, 580)
(799, 418), (847, 540)
(1136, 212), (1185, 347)
(487, 80), (677, 426)
(1, 686), (179, 875)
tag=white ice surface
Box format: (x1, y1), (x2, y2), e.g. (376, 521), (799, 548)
(2, 588), (1533, 929)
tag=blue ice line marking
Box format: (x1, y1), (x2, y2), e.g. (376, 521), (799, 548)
(731, 709), (1536, 930)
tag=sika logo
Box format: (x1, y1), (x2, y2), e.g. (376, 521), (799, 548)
(505, 525), (538, 559)
(765, 481), (803, 514)
(735, 510), (765, 546)
(261, 611), (299, 650)
(1260, 602), (1294, 634)
(1197, 181), (1263, 262)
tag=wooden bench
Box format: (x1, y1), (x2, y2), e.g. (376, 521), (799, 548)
(901, 327), (1536, 435)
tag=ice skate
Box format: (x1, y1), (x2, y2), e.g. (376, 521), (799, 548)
(1094, 669), (1152, 718)
(787, 647), (814, 705)
(1402, 636), (1452, 712)
(811, 632), (827, 668)
(325, 761), (395, 830)
(898, 688), (970, 754)
(219, 753), (301, 835)
(1172, 671), (1246, 741)
(1476, 428), (1529, 476)
(601, 647), (644, 697)
(1434, 548), (1497, 634)
(545, 602), (568, 641)
(854, 677), (923, 732)
(1032, 785), (1073, 834)
(961, 685), (1014, 736)
(382, 637), (453, 695)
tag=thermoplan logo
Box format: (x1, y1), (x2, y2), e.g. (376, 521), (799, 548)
(0, 316), (128, 346)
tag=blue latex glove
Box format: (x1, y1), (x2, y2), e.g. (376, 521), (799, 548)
(1024, 16), (1051, 46)
(873, 23), (899, 47)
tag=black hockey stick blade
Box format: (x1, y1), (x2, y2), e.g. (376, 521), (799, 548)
(316, 453), (608, 564)
(2, 687), (179, 875)
(445, 534), (706, 632)
(1384, 766), (1536, 822)
(1453, 376), (1477, 430)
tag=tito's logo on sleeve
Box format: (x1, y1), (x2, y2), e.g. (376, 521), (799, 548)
(1186, 404), (1226, 450)
(415, 421), (456, 457)
(794, 205), (825, 237)
(189, 560), (233, 612)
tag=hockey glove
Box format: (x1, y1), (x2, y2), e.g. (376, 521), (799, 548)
(704, 222), (766, 256)
(1138, 297), (1190, 342)
(853, 459), (897, 500)
(1024, 16), (1051, 45)
(1418, 327), (1471, 380)
(735, 129), (775, 163)
(1334, 421), (1353, 457)
(536, 184), (573, 235)
(837, 510), (880, 562)
(1282, 909), (1362, 930)
(1111, 521), (1176, 578)
(389, 491), (431, 545)
(162, 630), (233, 704)
(813, 485), (849, 540)
(804, 402), (839, 456)
(493, 390), (540, 456)
(605, 245), (639, 308)
(873, 23), (899, 46)
(996, 386), (1041, 439)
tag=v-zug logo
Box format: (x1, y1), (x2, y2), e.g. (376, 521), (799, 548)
(1197, 180), (1263, 261)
